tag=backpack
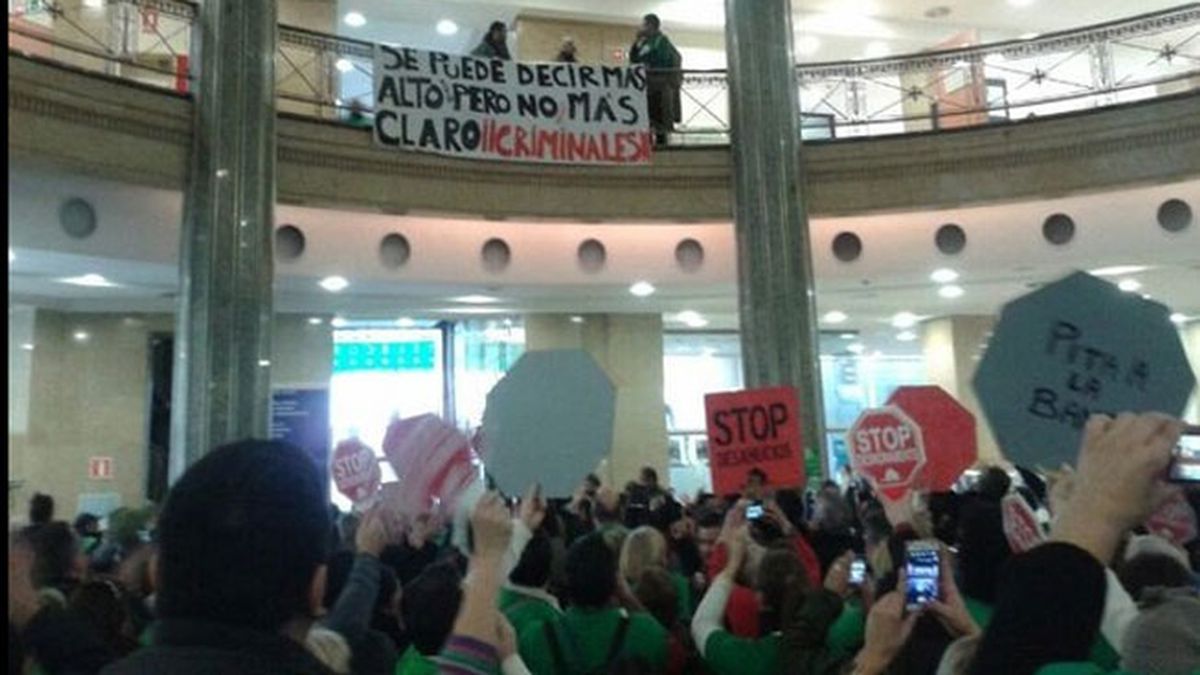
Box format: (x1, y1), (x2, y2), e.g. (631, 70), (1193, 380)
(543, 613), (654, 675)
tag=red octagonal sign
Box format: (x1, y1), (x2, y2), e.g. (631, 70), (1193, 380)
(847, 406), (927, 502)
(887, 386), (978, 493)
(332, 438), (382, 505)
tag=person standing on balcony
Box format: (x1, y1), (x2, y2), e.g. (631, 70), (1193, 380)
(472, 21), (512, 61)
(556, 37), (578, 63)
(630, 13), (682, 146)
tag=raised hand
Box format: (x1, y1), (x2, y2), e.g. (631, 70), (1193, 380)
(355, 506), (390, 558)
(927, 545), (979, 638)
(518, 483), (546, 531)
(1053, 413), (1183, 563)
(471, 491), (514, 561)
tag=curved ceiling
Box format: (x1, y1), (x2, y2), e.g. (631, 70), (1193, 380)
(334, 0), (1181, 62)
(9, 166), (1198, 358)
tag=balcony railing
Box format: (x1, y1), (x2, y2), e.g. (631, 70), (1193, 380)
(9, 1), (1200, 144)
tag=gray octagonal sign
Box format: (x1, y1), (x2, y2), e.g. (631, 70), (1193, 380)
(483, 349), (615, 497)
(973, 271), (1196, 470)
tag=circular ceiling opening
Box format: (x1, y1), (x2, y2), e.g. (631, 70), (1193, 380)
(675, 238), (704, 272)
(1042, 213), (1075, 246)
(59, 198), (98, 239)
(481, 238), (511, 272)
(379, 233), (411, 269)
(832, 232), (863, 262)
(274, 224), (306, 261)
(1157, 198), (1193, 233)
(577, 239), (606, 273)
(935, 223), (967, 255)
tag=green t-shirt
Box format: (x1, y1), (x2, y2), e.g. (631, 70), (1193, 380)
(518, 607), (667, 675)
(498, 586), (562, 638)
(395, 645), (438, 675)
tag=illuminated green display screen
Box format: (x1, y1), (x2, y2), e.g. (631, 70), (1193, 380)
(332, 341), (437, 372)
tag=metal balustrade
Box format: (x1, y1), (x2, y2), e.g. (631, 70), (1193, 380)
(9, 1), (1200, 144)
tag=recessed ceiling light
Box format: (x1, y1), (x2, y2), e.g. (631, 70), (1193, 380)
(840, 332), (856, 340)
(72, 330), (90, 342)
(930, 268), (959, 283)
(1019, 31), (1040, 39)
(939, 284), (965, 299)
(258, 359), (271, 367)
(1170, 313), (1187, 324)
(343, 11), (366, 27)
(60, 274), (119, 288)
(436, 19), (459, 36)
(451, 294), (500, 304)
(319, 276), (349, 292)
(331, 317), (348, 328)
(796, 35), (821, 56)
(863, 41), (890, 59)
(629, 281), (656, 297)
(822, 310), (848, 324)
(335, 58), (353, 73)
(1117, 278), (1141, 292)
(676, 310), (708, 328)
(21, 343), (35, 351)
(83, 0), (103, 8)
(307, 317), (323, 325)
(1089, 265), (1149, 277)
(570, 315), (585, 324)
(847, 343), (865, 355)
(896, 330), (917, 342)
(891, 312), (919, 329)
(395, 317), (416, 327)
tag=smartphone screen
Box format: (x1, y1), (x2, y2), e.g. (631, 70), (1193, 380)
(1169, 427), (1200, 483)
(849, 558), (867, 586)
(745, 502), (764, 520)
(905, 541), (940, 611)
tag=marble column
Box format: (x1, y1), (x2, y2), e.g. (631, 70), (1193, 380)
(169, 0), (278, 482)
(724, 0), (828, 477)
(920, 315), (1001, 464)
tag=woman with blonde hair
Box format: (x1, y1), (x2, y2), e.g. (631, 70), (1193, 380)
(621, 526), (669, 584)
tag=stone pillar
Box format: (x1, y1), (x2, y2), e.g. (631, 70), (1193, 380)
(920, 315), (1001, 464)
(724, 0), (828, 478)
(169, 0), (278, 482)
(523, 314), (668, 489)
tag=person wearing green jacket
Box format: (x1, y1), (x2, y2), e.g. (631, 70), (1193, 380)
(518, 533), (667, 674)
(629, 13), (681, 145)
(499, 533), (562, 637)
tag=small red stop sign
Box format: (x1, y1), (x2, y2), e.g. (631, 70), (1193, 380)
(332, 439), (381, 504)
(847, 406), (927, 502)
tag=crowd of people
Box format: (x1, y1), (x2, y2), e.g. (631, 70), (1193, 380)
(468, 12), (683, 144)
(9, 413), (1200, 674)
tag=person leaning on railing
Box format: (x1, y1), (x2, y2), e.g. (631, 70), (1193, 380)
(629, 13), (682, 146)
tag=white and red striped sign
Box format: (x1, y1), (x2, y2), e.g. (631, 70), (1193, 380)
(382, 414), (481, 517)
(1002, 494), (1045, 553)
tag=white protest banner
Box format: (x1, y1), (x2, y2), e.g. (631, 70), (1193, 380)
(373, 45), (652, 165)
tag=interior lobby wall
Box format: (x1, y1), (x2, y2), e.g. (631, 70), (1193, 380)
(7, 311), (335, 521)
(523, 313), (669, 490)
